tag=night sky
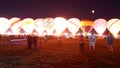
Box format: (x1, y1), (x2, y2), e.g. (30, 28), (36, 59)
(0, 0), (120, 20)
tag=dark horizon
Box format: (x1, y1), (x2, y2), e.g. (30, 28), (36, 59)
(0, 0), (120, 20)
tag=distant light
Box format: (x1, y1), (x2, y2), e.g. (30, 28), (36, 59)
(92, 10), (95, 13)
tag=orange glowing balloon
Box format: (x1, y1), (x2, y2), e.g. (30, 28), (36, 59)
(80, 20), (94, 35)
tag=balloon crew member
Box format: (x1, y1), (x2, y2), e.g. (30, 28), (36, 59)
(78, 34), (84, 52)
(32, 34), (38, 49)
(106, 33), (114, 52)
(89, 33), (96, 51)
(26, 35), (33, 49)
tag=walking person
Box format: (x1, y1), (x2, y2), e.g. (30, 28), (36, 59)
(78, 34), (84, 52)
(106, 33), (114, 52)
(89, 33), (96, 51)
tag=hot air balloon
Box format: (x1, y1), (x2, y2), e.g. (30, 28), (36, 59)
(9, 17), (22, 35)
(67, 18), (81, 36)
(21, 18), (35, 34)
(54, 17), (67, 36)
(94, 19), (107, 36)
(35, 18), (45, 36)
(107, 18), (120, 37)
(0, 17), (10, 34)
(44, 18), (55, 35)
(80, 20), (94, 35)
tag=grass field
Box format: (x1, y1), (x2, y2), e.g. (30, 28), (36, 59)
(0, 37), (120, 68)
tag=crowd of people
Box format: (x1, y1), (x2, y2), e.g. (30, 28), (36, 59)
(78, 33), (114, 52)
(26, 35), (48, 50)
(26, 34), (38, 50)
(26, 33), (114, 52)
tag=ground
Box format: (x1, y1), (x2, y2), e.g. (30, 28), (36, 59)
(0, 37), (120, 68)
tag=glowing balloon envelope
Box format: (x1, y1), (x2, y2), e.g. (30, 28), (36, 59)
(94, 19), (107, 36)
(107, 18), (120, 37)
(54, 17), (67, 35)
(0, 17), (10, 34)
(44, 18), (55, 35)
(67, 18), (81, 36)
(9, 17), (22, 35)
(21, 18), (35, 34)
(80, 20), (94, 35)
(35, 18), (45, 36)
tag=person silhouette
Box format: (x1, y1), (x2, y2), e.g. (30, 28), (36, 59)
(89, 33), (96, 51)
(78, 34), (84, 52)
(106, 33), (114, 52)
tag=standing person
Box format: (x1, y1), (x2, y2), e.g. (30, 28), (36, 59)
(32, 35), (38, 50)
(89, 33), (96, 51)
(26, 35), (33, 49)
(106, 33), (114, 52)
(78, 34), (84, 52)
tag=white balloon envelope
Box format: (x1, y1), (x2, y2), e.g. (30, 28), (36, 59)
(67, 18), (81, 36)
(21, 18), (35, 34)
(94, 19), (107, 36)
(44, 18), (55, 35)
(0, 17), (10, 34)
(9, 17), (22, 35)
(35, 18), (45, 36)
(107, 18), (120, 37)
(54, 17), (67, 35)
